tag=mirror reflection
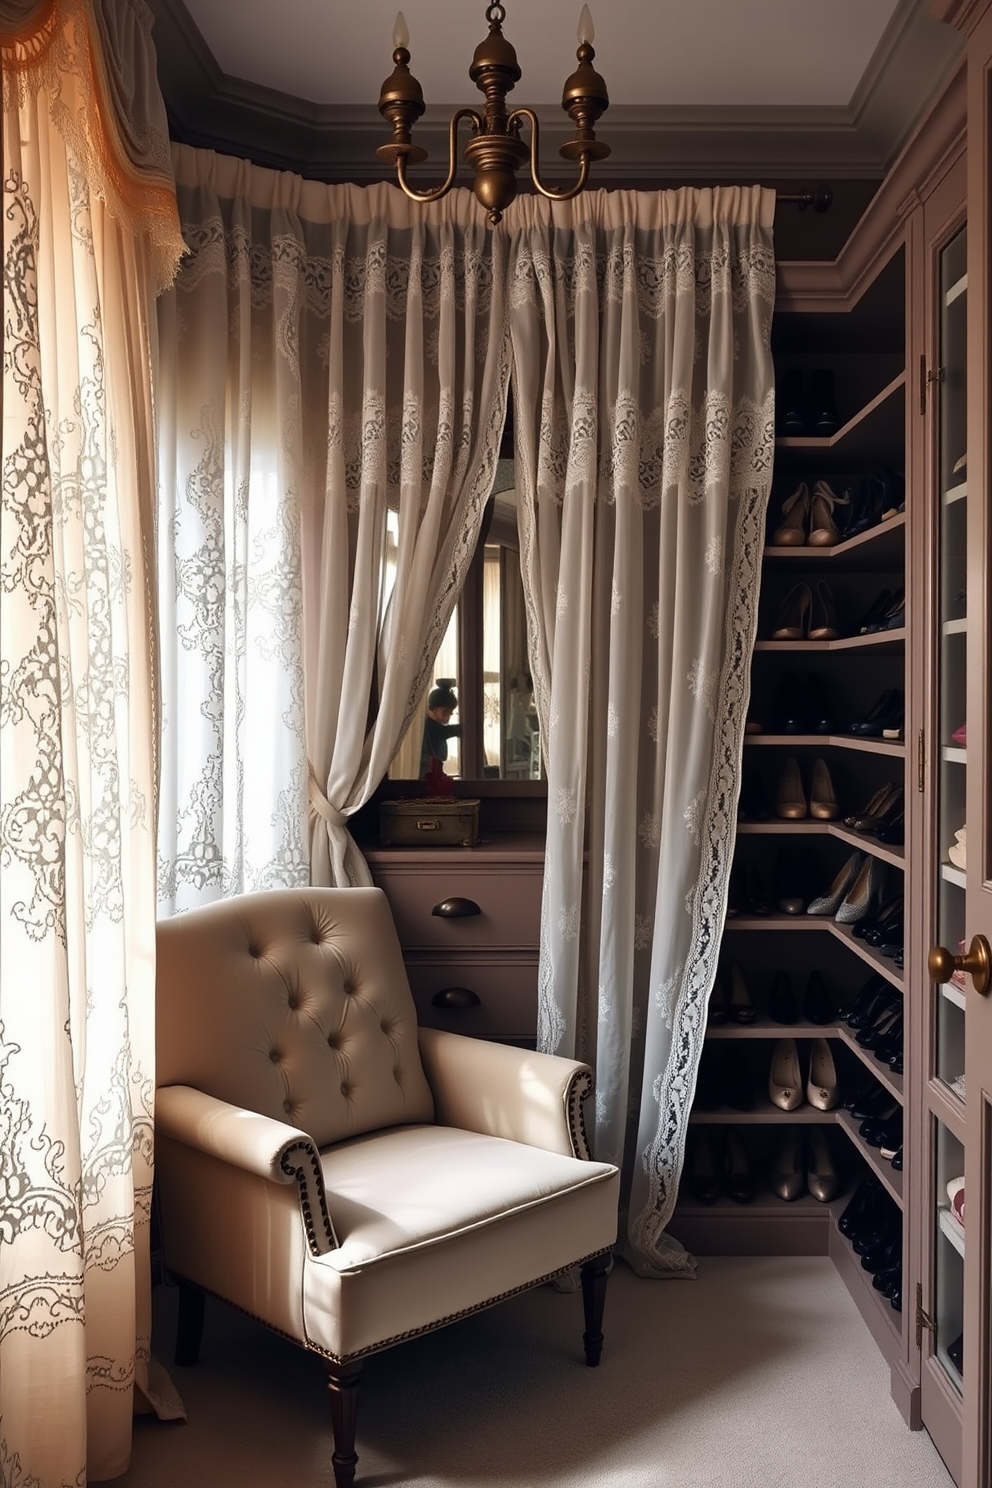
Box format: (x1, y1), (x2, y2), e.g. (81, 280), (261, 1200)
(389, 461), (542, 783)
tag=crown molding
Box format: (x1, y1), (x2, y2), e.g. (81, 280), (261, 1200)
(147, 0), (964, 183)
(930, 0), (992, 34)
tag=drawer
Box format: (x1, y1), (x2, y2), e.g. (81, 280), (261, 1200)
(373, 866), (543, 951)
(405, 957), (538, 1045)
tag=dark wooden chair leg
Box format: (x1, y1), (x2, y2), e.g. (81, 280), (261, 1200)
(580, 1251), (611, 1366)
(326, 1359), (363, 1488)
(174, 1279), (205, 1366)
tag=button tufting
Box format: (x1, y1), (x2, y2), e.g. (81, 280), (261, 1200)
(248, 945), (260, 959)
(340, 1082), (350, 1098)
(343, 983), (354, 996)
(283, 1100), (292, 1113)
(269, 1049), (280, 1063)
(288, 996), (298, 1011)
(380, 1020), (391, 1035)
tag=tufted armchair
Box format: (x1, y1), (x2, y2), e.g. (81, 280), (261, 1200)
(154, 887), (619, 1486)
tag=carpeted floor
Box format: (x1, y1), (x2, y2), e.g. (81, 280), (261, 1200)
(116, 1256), (955, 1488)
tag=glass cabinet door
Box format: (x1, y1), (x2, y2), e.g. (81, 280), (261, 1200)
(922, 221), (968, 1470)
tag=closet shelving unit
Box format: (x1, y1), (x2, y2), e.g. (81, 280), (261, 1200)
(675, 247), (911, 1365)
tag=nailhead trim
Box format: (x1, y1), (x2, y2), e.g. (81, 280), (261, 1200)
(280, 1140), (337, 1254)
(566, 1069), (593, 1160)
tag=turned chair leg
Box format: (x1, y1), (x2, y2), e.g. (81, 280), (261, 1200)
(326, 1359), (364, 1488)
(580, 1251), (611, 1367)
(174, 1279), (205, 1366)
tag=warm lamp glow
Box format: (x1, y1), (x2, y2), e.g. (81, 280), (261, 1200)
(577, 4), (594, 45)
(393, 11), (409, 50)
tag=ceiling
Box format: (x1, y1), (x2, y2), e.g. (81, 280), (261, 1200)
(149, 0), (964, 190)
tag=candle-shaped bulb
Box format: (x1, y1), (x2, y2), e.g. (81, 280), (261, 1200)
(393, 10), (409, 49)
(577, 4), (594, 45)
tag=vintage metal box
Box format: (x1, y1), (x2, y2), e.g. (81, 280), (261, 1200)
(378, 797), (480, 848)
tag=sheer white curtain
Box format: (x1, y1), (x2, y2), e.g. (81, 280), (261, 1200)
(157, 152), (509, 899)
(507, 187), (775, 1275)
(0, 0), (185, 1481)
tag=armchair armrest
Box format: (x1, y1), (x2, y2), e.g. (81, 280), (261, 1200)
(417, 1028), (594, 1160)
(156, 1085), (337, 1254)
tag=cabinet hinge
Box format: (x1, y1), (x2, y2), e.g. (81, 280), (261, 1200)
(918, 729), (926, 793)
(916, 1283), (936, 1349)
(920, 355), (945, 414)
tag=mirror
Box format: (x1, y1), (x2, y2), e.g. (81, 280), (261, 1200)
(388, 460), (543, 785)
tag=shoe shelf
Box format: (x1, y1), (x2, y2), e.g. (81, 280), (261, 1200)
(763, 513), (906, 570)
(945, 271), (967, 305)
(673, 1193), (833, 1256)
(944, 479), (967, 506)
(941, 979), (967, 1012)
(835, 1026), (905, 1102)
(827, 921), (903, 985)
(941, 863), (966, 889)
(942, 617), (967, 638)
(706, 1019), (844, 1039)
(938, 1205), (965, 1260)
(744, 733), (905, 759)
(929, 1078), (966, 1149)
(754, 629), (905, 655)
(828, 1223), (903, 1353)
(690, 1103), (840, 1125)
(736, 820), (905, 872)
(834, 1110), (904, 1205)
(774, 371), (905, 469)
(942, 745), (967, 764)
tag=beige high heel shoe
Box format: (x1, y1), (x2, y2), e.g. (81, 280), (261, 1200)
(808, 480), (849, 546)
(806, 1038), (839, 1110)
(775, 757), (807, 820)
(769, 1038), (803, 1111)
(771, 582), (811, 640)
(809, 758), (839, 820)
(771, 483), (810, 546)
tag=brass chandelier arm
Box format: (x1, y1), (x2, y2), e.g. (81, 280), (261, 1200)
(509, 107), (592, 203)
(395, 108), (483, 204)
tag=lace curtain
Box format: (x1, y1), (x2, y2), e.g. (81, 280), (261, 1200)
(157, 149), (509, 897)
(0, 1), (184, 1481)
(507, 188), (775, 1274)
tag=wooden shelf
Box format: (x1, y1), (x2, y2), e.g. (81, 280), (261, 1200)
(744, 733), (905, 758)
(755, 628), (905, 655)
(834, 1110), (904, 1205)
(826, 920), (904, 987)
(735, 819), (905, 871)
(945, 271), (968, 305)
(944, 480), (967, 505)
(941, 980), (967, 1012)
(942, 746), (967, 764)
(942, 617), (967, 637)
(763, 513), (905, 569)
(706, 1020), (843, 1040)
(941, 862), (966, 889)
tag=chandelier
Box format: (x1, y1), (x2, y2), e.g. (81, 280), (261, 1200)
(376, 2), (610, 225)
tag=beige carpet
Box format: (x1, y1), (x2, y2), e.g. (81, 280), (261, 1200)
(116, 1256), (955, 1488)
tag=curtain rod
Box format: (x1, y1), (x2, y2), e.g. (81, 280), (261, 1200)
(776, 187), (833, 213)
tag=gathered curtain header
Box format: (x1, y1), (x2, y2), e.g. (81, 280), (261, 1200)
(1, 0), (183, 290)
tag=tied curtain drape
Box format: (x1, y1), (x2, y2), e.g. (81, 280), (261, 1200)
(157, 149), (509, 904)
(507, 188), (776, 1274)
(1, 0), (185, 1482)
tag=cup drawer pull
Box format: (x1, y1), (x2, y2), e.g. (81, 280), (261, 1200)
(432, 897), (482, 918)
(431, 986), (481, 1009)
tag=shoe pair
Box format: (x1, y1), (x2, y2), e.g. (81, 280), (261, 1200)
(776, 369), (840, 440)
(707, 964), (755, 1025)
(771, 478), (848, 547)
(773, 671), (834, 733)
(767, 969), (835, 1025)
(775, 757), (838, 820)
(844, 471), (904, 539)
(726, 860), (772, 918)
(855, 586), (905, 634)
(769, 1036), (838, 1111)
(770, 580), (839, 640)
(848, 687), (904, 740)
(684, 1126), (756, 1205)
(806, 851), (886, 923)
(843, 781), (903, 836)
(768, 1123), (840, 1202)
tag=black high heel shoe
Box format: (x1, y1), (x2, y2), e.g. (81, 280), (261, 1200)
(849, 688), (905, 740)
(804, 970), (835, 1025)
(844, 973), (891, 1029)
(742, 861), (772, 917)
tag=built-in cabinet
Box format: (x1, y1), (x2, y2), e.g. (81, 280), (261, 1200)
(673, 20), (992, 1483)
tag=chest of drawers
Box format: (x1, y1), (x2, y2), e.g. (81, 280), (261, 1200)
(365, 834), (544, 1047)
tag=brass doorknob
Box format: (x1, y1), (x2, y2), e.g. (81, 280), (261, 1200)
(928, 934), (992, 997)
